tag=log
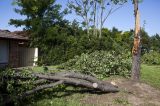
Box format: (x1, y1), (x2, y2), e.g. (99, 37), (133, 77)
(12, 70), (119, 93)
(34, 73), (119, 92)
(54, 71), (118, 88)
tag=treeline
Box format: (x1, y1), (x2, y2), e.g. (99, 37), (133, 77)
(10, 0), (160, 65)
(33, 25), (160, 65)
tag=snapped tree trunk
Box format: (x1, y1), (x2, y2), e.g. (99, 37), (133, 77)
(131, 0), (141, 81)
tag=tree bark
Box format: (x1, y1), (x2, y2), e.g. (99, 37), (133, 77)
(131, 0), (141, 81)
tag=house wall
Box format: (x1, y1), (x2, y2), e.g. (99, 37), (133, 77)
(9, 40), (19, 67)
(0, 39), (38, 68)
(19, 47), (38, 67)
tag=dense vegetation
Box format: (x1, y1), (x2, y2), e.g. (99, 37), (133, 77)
(59, 51), (132, 79)
(142, 51), (160, 65)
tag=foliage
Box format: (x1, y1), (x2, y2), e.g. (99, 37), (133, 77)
(10, 0), (69, 51)
(138, 30), (160, 55)
(37, 27), (134, 65)
(10, 0), (66, 27)
(141, 29), (151, 54)
(59, 51), (132, 79)
(150, 34), (160, 52)
(0, 68), (36, 105)
(142, 51), (160, 65)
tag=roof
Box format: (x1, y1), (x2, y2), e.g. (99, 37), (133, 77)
(0, 30), (29, 40)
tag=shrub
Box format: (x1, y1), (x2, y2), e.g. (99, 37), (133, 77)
(0, 68), (36, 105)
(142, 51), (160, 65)
(59, 51), (132, 79)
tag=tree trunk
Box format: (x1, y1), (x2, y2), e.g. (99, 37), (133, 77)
(99, 0), (104, 39)
(131, 46), (141, 81)
(131, 0), (141, 81)
(87, 24), (90, 37)
(93, 1), (97, 37)
(86, 17), (90, 37)
(12, 71), (119, 93)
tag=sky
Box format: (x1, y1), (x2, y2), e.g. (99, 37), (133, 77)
(0, 0), (160, 36)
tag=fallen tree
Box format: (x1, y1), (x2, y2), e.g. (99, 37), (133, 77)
(2, 69), (119, 105)
(14, 71), (119, 94)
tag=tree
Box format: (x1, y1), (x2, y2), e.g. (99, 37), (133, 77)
(68, 0), (93, 37)
(150, 34), (160, 52)
(98, 0), (127, 38)
(68, 0), (127, 38)
(131, 0), (141, 81)
(10, 0), (67, 47)
(141, 29), (151, 54)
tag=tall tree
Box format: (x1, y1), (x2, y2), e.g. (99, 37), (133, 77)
(131, 0), (141, 81)
(68, 0), (93, 37)
(98, 0), (127, 38)
(68, 0), (127, 38)
(150, 34), (160, 52)
(10, 0), (67, 47)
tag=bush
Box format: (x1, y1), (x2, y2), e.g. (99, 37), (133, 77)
(142, 51), (160, 65)
(0, 68), (36, 105)
(59, 51), (132, 79)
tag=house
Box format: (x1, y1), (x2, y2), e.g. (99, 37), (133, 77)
(0, 30), (38, 68)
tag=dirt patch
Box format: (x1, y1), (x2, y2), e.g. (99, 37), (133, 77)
(81, 78), (160, 106)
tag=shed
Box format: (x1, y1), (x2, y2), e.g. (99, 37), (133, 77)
(0, 30), (38, 68)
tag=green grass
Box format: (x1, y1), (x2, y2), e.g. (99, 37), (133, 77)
(141, 64), (160, 89)
(29, 93), (87, 106)
(113, 97), (130, 105)
(25, 86), (90, 106)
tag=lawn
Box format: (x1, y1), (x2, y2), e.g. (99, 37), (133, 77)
(24, 64), (160, 106)
(141, 64), (160, 89)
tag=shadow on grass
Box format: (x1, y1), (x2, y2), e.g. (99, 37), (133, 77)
(19, 86), (109, 105)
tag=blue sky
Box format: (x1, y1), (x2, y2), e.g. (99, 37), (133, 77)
(0, 0), (160, 36)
